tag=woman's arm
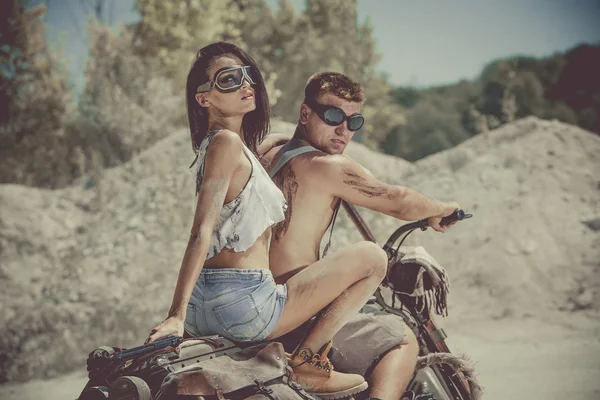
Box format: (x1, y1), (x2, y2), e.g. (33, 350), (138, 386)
(257, 132), (292, 156)
(146, 130), (243, 343)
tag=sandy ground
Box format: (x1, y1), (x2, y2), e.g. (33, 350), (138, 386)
(2, 316), (599, 400)
(444, 316), (600, 400)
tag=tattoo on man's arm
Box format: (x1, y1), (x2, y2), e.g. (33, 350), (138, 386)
(342, 168), (396, 199)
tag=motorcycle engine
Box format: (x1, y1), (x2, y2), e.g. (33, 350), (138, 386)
(402, 366), (455, 400)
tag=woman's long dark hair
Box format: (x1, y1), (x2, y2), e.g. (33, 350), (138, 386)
(186, 42), (270, 156)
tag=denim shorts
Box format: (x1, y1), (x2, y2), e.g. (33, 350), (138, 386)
(184, 268), (287, 342)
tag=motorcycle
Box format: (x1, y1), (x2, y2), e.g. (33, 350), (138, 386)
(76, 207), (481, 400)
(342, 202), (481, 400)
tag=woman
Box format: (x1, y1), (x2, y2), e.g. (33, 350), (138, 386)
(146, 42), (387, 399)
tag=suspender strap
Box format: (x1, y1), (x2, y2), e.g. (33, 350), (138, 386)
(268, 145), (318, 178)
(321, 201), (340, 259)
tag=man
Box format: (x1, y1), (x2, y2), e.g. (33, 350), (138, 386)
(261, 72), (460, 400)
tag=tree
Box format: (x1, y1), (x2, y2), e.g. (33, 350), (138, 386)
(127, 0), (282, 120)
(393, 87), (421, 108)
(73, 0), (252, 173)
(0, 0), (73, 187)
(266, 0), (404, 145)
(475, 59), (547, 131)
(383, 101), (462, 161)
(266, 0), (321, 121)
(132, 0), (244, 89)
(549, 44), (600, 133)
(386, 44), (600, 162)
(75, 21), (180, 169)
(232, 0), (282, 107)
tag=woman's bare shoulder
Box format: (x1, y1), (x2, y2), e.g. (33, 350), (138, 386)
(206, 129), (244, 159)
(210, 129), (242, 145)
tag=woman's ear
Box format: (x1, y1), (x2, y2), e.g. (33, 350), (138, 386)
(195, 93), (210, 108)
(299, 104), (310, 124)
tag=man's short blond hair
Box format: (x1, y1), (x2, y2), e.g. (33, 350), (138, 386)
(304, 72), (366, 103)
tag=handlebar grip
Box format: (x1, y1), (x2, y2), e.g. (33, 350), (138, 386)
(439, 209), (472, 226)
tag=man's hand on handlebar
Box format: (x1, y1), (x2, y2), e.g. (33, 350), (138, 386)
(427, 202), (461, 233)
(382, 206), (471, 253)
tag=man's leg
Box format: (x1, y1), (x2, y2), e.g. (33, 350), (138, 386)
(367, 328), (418, 400)
(277, 310), (419, 400)
(328, 312), (418, 400)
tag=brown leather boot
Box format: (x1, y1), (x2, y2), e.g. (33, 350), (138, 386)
(287, 341), (368, 400)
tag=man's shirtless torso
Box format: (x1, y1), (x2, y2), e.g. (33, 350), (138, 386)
(264, 140), (342, 283)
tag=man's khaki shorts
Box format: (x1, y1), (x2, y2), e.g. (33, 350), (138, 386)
(276, 307), (407, 377)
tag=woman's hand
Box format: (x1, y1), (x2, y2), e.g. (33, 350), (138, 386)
(145, 315), (185, 344)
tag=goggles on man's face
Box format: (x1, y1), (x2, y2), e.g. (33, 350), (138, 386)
(305, 97), (365, 132)
(196, 65), (258, 93)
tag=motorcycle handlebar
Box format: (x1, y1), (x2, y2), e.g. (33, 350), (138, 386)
(382, 209), (473, 253)
(440, 208), (472, 226)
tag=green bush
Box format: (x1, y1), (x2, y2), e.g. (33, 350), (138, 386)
(381, 44), (600, 161)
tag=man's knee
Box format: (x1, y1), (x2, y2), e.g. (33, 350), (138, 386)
(401, 327), (419, 358)
(374, 326), (419, 366)
(355, 242), (388, 278)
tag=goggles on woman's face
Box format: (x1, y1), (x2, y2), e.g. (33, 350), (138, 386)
(304, 97), (365, 132)
(196, 65), (259, 93)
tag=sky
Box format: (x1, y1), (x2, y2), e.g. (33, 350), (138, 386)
(45, 0), (600, 90)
